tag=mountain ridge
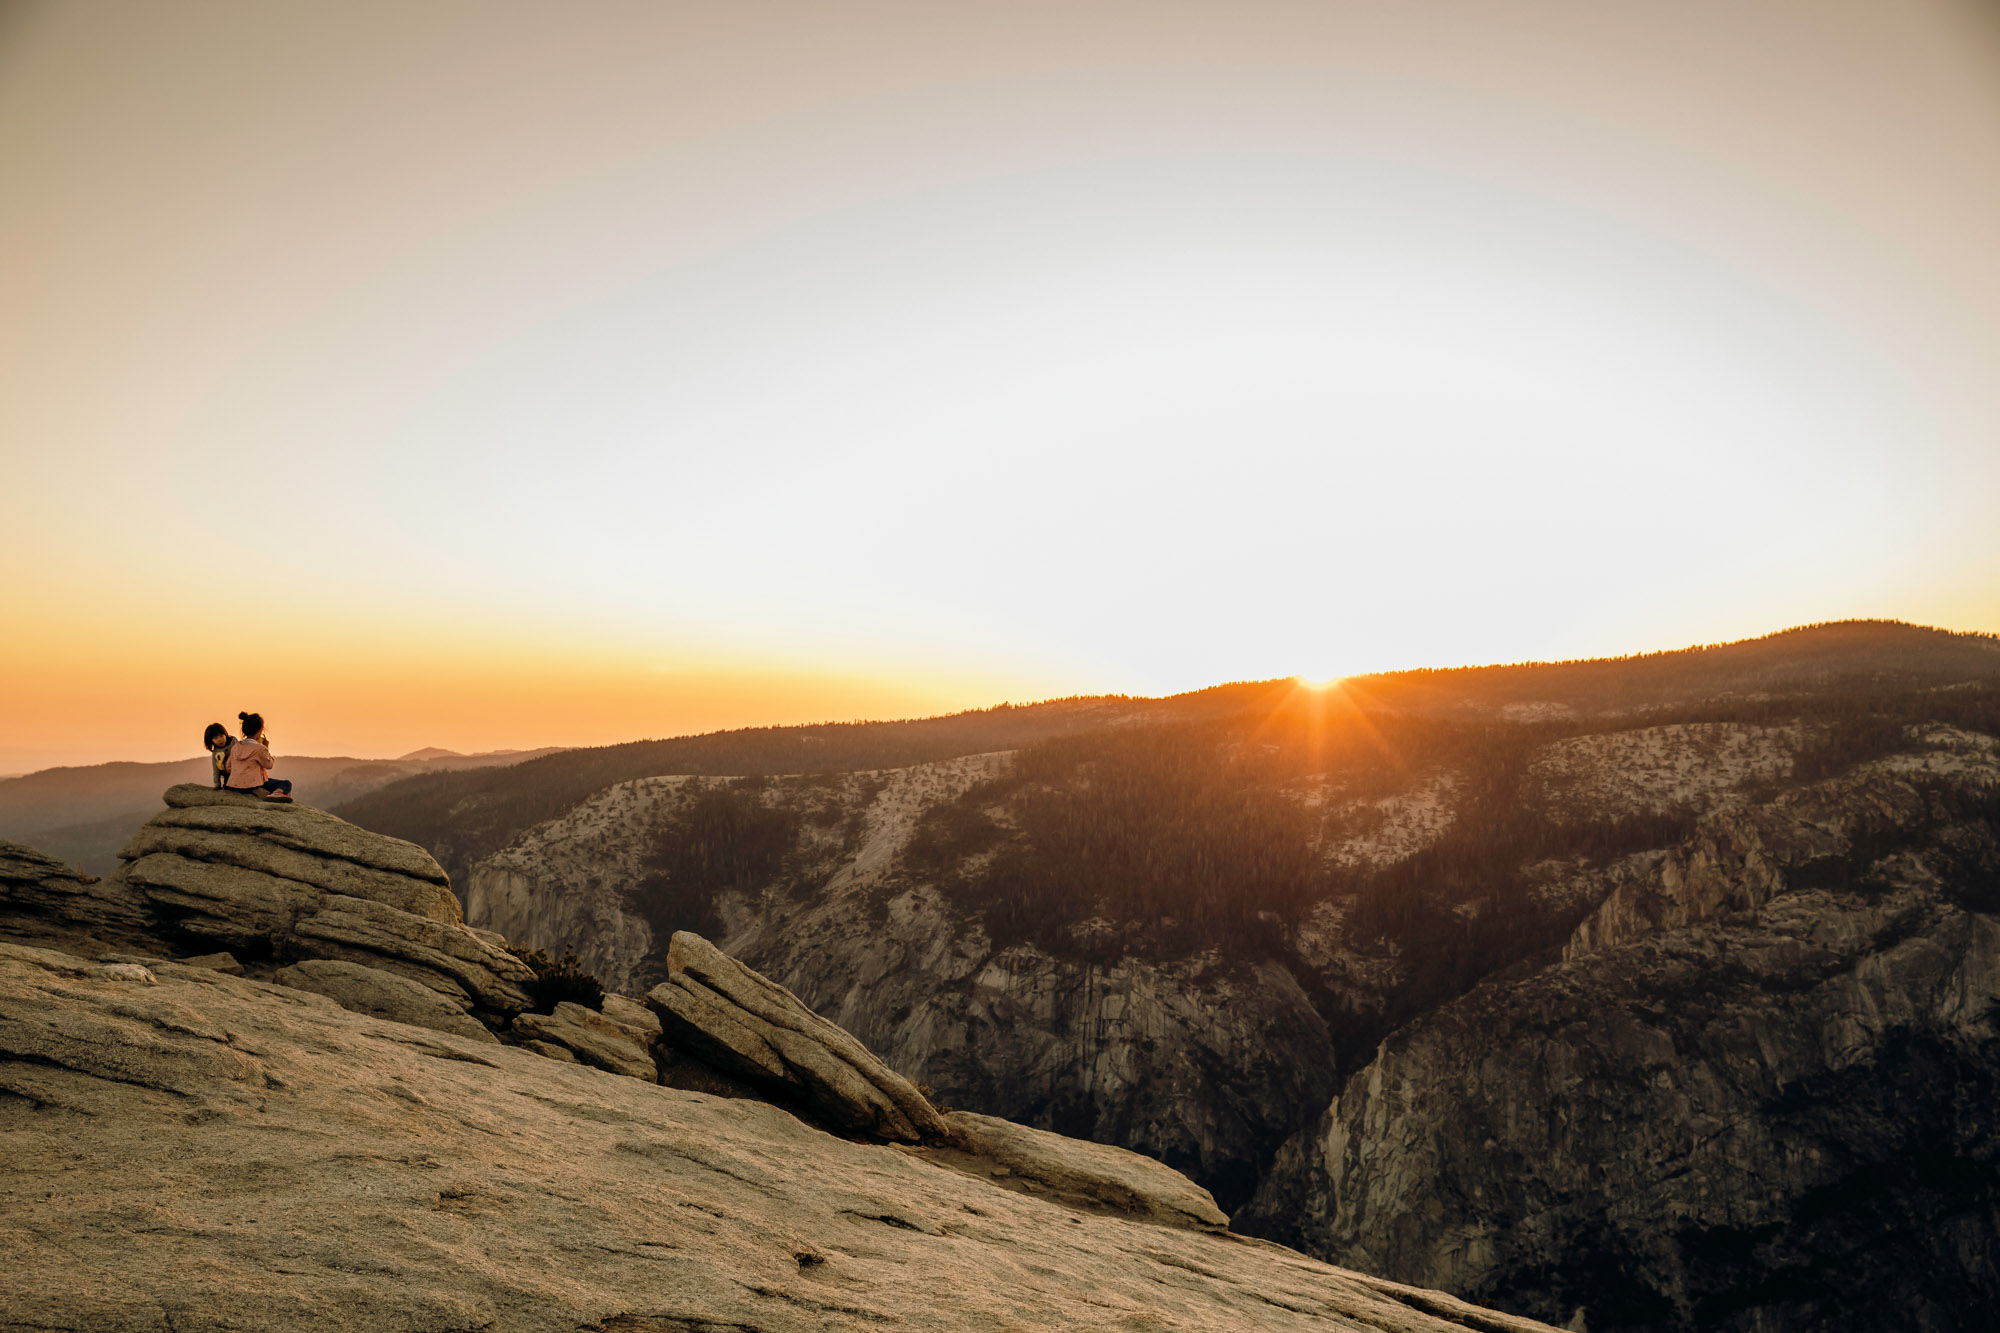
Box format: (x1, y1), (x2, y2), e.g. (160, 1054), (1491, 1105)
(342, 620), (2000, 889)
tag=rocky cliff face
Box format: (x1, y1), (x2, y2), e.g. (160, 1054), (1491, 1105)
(463, 773), (678, 994)
(460, 719), (1825, 1215)
(467, 754), (1345, 1210)
(0, 791), (1556, 1333)
(1241, 727), (2000, 1331)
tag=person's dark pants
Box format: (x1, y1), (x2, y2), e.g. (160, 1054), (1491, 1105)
(227, 779), (292, 797)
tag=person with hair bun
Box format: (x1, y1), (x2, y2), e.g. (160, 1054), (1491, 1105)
(224, 711), (294, 802)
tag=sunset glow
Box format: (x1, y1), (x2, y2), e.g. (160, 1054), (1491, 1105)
(4, 1), (1999, 772)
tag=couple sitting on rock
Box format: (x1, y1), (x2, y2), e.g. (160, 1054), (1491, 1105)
(202, 711), (294, 803)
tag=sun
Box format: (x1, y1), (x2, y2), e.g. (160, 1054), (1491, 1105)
(1294, 675), (1345, 692)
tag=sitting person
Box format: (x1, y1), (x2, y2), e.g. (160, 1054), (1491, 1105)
(203, 722), (233, 789)
(225, 711), (294, 802)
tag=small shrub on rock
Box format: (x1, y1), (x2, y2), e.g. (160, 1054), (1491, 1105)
(506, 944), (605, 1013)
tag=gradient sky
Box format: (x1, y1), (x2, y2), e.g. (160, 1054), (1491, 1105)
(4, 0), (2000, 772)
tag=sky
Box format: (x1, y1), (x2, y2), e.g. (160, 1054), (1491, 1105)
(3, 0), (1999, 772)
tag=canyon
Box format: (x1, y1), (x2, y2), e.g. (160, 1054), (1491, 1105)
(416, 623), (2000, 1329)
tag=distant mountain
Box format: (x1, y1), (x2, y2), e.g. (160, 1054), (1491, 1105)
(0, 747), (564, 876)
(1353, 619), (2000, 716)
(339, 620), (1999, 888)
(333, 693), (1227, 887)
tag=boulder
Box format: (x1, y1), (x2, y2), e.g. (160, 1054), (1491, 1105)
(119, 823), (457, 923)
(932, 1109), (1229, 1233)
(511, 1001), (658, 1079)
(128, 786), (459, 923)
(118, 850), (316, 945)
(156, 787), (455, 894)
(600, 991), (661, 1036)
(647, 930), (946, 1143)
(99, 788), (535, 1017)
(274, 959), (497, 1044)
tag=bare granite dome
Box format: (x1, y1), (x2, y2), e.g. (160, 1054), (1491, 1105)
(0, 790), (1561, 1331)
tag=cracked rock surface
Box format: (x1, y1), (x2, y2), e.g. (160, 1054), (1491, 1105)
(513, 999), (658, 1078)
(52, 785), (538, 1018)
(648, 929), (949, 1144)
(927, 1109), (1231, 1233)
(274, 958), (498, 1044)
(0, 936), (1557, 1333)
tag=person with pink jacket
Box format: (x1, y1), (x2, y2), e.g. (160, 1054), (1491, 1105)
(225, 711), (294, 802)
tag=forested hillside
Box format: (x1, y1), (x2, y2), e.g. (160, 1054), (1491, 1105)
(335, 687), (1282, 885)
(614, 669), (2000, 1085)
(345, 620), (1999, 891)
(1350, 618), (2000, 715)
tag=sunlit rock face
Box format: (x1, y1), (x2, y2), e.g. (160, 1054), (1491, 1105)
(115, 785), (537, 1016)
(647, 928), (950, 1144)
(0, 796), (1557, 1331)
(0, 903), (1556, 1331)
(0, 785), (539, 1023)
(1241, 747), (2000, 1333)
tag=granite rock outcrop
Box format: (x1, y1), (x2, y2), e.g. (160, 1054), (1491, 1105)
(0, 793), (1559, 1331)
(274, 958), (499, 1044)
(14, 784), (543, 1021)
(0, 933), (1558, 1332)
(512, 999), (659, 1078)
(648, 928), (949, 1144)
(0, 837), (154, 948)
(931, 1108), (1231, 1232)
